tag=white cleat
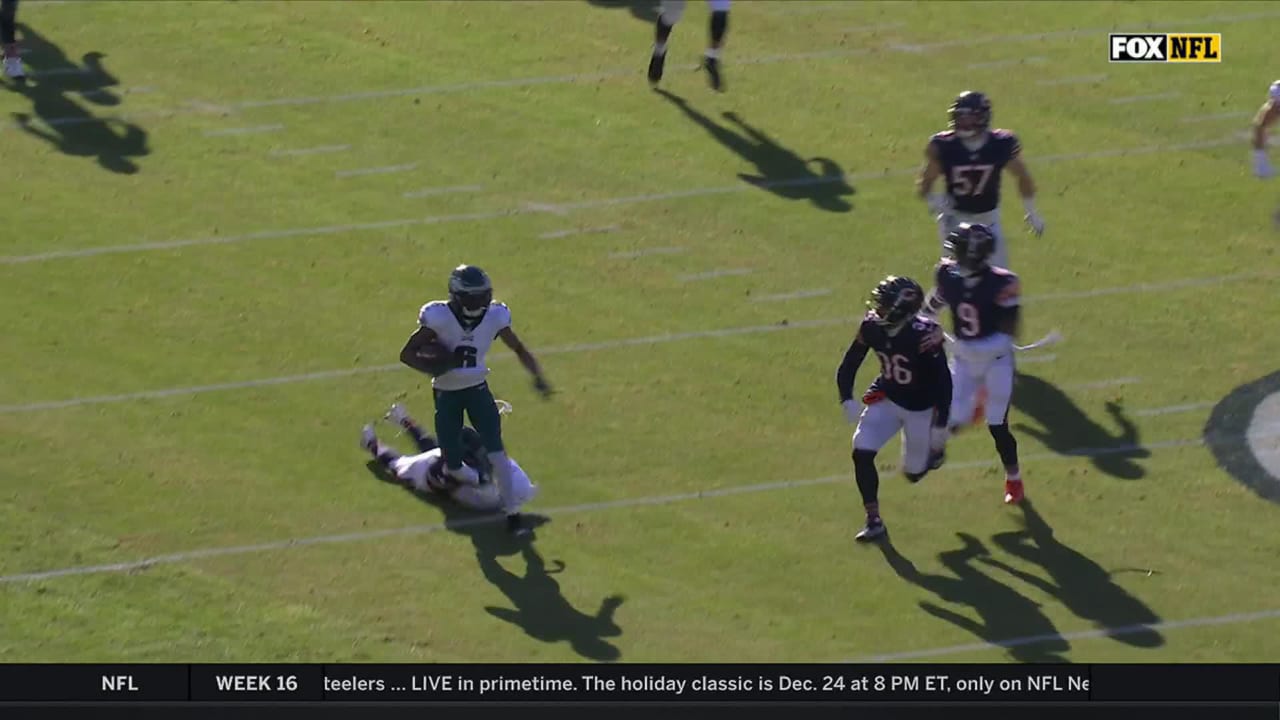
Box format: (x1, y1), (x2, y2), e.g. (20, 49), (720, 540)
(386, 403), (411, 426)
(3, 56), (24, 81)
(360, 424), (377, 454)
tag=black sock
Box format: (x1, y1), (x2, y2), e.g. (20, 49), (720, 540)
(853, 449), (881, 519)
(0, 0), (17, 47)
(989, 424), (1020, 474)
(654, 17), (674, 49)
(373, 443), (400, 471)
(405, 423), (437, 454)
(709, 10), (728, 47)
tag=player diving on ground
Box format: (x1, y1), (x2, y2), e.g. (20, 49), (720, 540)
(361, 402), (538, 513)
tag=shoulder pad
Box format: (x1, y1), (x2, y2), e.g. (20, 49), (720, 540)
(489, 301), (512, 327)
(931, 130), (957, 143)
(418, 300), (449, 327)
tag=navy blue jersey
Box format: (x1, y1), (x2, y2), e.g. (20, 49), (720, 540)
(929, 128), (1022, 214)
(934, 260), (1021, 340)
(837, 313), (950, 412)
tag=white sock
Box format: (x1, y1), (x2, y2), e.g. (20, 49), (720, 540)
(488, 451), (517, 514)
(653, 41), (668, 56)
(705, 47), (720, 59)
(446, 463), (480, 486)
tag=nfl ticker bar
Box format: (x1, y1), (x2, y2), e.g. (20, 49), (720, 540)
(0, 664), (1276, 704)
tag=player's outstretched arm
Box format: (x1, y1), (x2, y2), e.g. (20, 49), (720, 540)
(835, 334), (869, 423)
(917, 143), (950, 215)
(497, 327), (552, 398)
(1006, 154), (1044, 237)
(399, 326), (443, 376)
(1252, 101), (1280, 178)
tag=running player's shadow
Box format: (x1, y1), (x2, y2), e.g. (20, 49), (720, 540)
(1012, 372), (1149, 480)
(654, 89), (855, 212)
(877, 535), (1070, 662)
(5, 23), (148, 174)
(980, 500), (1164, 648)
(584, 0), (659, 22)
(363, 462), (626, 662)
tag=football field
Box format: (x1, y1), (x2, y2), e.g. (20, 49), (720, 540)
(2, 0), (1279, 664)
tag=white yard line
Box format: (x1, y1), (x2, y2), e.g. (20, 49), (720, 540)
(608, 247), (686, 259)
(1062, 377), (1142, 390)
(751, 289), (833, 303)
(1109, 92), (1183, 105)
(0, 430), (1260, 585)
(1180, 111), (1252, 124)
(677, 268), (754, 282)
(848, 608), (1280, 662)
(1135, 401), (1215, 417)
(0, 272), (1259, 414)
(1036, 74), (1108, 86)
(268, 144), (351, 157)
(335, 163), (418, 178)
(202, 124), (284, 137)
(0, 135), (1245, 266)
(402, 185), (485, 199)
(966, 56), (1047, 70)
(538, 224), (620, 240)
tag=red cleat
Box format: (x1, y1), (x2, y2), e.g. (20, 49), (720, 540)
(1004, 479), (1024, 505)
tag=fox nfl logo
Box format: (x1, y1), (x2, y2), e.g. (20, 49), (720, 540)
(1109, 33), (1221, 63)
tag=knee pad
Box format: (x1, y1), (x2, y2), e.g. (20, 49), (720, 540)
(660, 0), (686, 25)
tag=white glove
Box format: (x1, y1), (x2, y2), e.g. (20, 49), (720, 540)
(1254, 149), (1274, 179)
(1022, 197), (1045, 237)
(842, 399), (862, 424)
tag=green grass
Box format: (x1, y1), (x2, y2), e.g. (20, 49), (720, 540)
(2, 0), (1279, 664)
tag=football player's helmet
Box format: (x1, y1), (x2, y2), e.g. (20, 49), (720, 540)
(1269, 80), (1280, 102)
(949, 91), (992, 139)
(945, 222), (997, 276)
(448, 265), (493, 319)
(869, 276), (925, 335)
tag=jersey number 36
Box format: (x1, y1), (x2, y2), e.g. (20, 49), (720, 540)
(875, 352), (913, 384)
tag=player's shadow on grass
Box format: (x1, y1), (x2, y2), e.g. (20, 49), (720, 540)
(878, 534), (1070, 662)
(5, 23), (148, 174)
(980, 500), (1164, 649)
(653, 89), (854, 212)
(1012, 372), (1149, 480)
(364, 462), (626, 662)
(584, 0), (659, 22)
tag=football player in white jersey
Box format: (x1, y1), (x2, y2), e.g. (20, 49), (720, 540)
(399, 264), (552, 536)
(1, 0), (21, 82)
(1252, 81), (1280, 186)
(647, 0), (731, 92)
(361, 403), (539, 513)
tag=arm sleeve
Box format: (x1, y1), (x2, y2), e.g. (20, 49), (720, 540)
(930, 350), (953, 427)
(836, 339), (869, 402)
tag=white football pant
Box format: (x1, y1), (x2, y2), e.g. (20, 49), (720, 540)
(949, 335), (1016, 428)
(660, 0), (732, 25)
(852, 399), (937, 475)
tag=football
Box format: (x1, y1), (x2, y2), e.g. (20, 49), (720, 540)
(416, 341), (455, 376)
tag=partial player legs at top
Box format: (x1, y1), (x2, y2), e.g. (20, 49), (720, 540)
(648, 0), (730, 91)
(1, 0), (22, 82)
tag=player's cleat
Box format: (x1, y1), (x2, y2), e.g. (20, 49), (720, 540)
(647, 51), (666, 85)
(386, 403), (412, 428)
(702, 55), (722, 91)
(360, 424), (377, 454)
(506, 513), (531, 537)
(1004, 479), (1024, 505)
(3, 56), (24, 82)
(855, 516), (886, 542)
(928, 449), (946, 471)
